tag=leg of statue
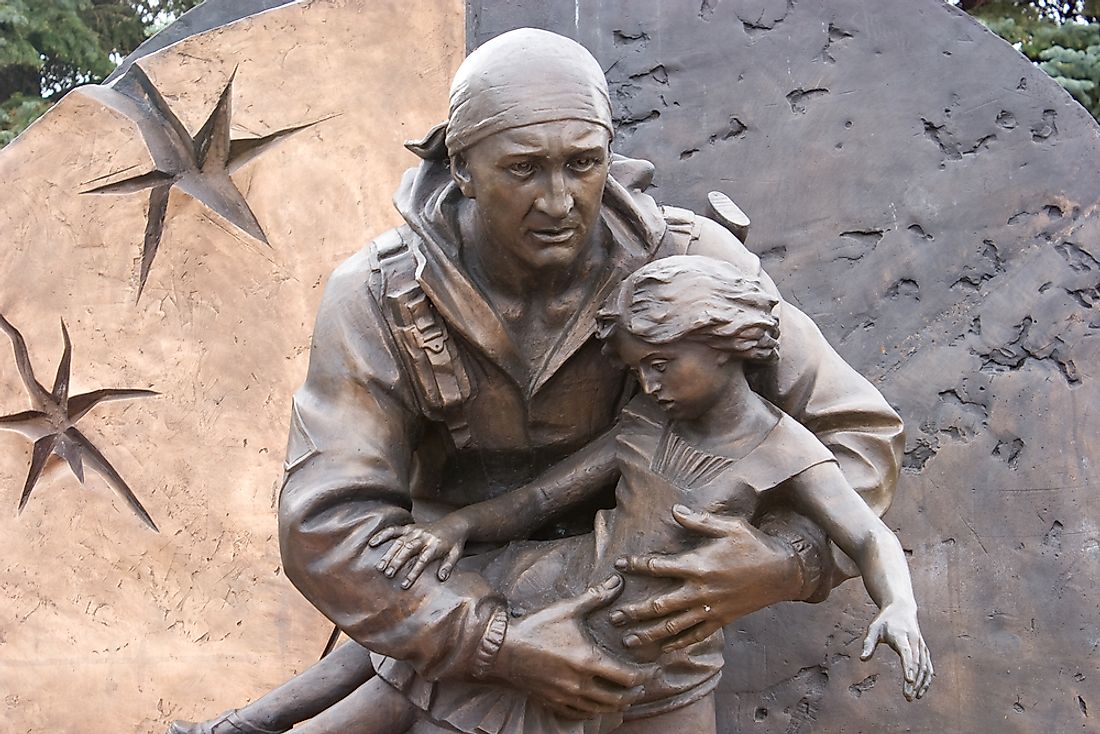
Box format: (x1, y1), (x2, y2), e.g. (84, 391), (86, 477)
(290, 675), (418, 734)
(609, 694), (717, 734)
(167, 641), (378, 734)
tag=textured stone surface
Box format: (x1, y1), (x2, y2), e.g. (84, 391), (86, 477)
(468, 2), (1100, 732)
(5, 0), (1098, 731)
(0, 0), (463, 730)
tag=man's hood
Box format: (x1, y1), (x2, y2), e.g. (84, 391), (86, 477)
(386, 153), (669, 397)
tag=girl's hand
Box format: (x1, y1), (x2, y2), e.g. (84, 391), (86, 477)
(367, 515), (471, 589)
(861, 603), (933, 701)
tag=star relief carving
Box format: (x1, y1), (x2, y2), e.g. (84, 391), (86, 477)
(0, 314), (159, 531)
(81, 64), (325, 298)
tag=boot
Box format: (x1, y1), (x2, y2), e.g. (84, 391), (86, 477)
(167, 710), (287, 734)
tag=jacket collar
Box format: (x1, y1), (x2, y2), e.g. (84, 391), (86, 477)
(393, 156), (667, 397)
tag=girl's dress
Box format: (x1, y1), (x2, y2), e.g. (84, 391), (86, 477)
(374, 395), (836, 734)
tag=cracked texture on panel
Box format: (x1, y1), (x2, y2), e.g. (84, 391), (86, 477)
(469, 1), (1100, 732)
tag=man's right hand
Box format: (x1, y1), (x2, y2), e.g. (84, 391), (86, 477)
(489, 575), (655, 719)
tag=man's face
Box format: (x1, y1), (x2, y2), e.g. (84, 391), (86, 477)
(454, 119), (611, 272)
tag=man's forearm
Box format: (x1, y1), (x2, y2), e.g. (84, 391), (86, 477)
(279, 469), (508, 681)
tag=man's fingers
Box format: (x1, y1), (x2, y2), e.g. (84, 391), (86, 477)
(437, 544), (463, 581)
(367, 525), (406, 547)
(670, 504), (748, 539)
(538, 678), (639, 719)
(573, 575), (625, 615)
(613, 587), (694, 624)
(582, 650), (654, 690)
(614, 553), (690, 579)
(571, 679), (639, 708)
(542, 698), (613, 720)
(661, 620), (721, 653)
(622, 608), (707, 649)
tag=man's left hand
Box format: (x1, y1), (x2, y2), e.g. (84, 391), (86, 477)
(611, 504), (804, 652)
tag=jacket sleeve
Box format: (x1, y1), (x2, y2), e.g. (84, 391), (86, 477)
(687, 215), (906, 597)
(278, 247), (504, 681)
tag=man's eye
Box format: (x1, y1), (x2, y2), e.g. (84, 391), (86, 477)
(509, 161), (536, 176)
(569, 157), (598, 172)
(651, 361), (668, 373)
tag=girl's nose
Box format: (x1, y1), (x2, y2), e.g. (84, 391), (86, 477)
(637, 370), (660, 395)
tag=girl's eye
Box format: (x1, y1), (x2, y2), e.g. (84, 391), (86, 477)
(509, 161), (536, 176)
(651, 361), (668, 373)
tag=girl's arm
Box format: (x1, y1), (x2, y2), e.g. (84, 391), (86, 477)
(369, 427), (621, 586)
(458, 426), (620, 543)
(788, 461), (933, 700)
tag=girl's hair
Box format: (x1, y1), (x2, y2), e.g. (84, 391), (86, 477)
(596, 255), (780, 362)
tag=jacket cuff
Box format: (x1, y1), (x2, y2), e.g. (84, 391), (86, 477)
(757, 509), (834, 603)
(471, 605), (509, 678)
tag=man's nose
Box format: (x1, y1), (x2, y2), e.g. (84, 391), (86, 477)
(534, 169), (574, 219)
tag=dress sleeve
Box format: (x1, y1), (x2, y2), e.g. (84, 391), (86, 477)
(686, 215), (905, 597)
(278, 246), (505, 681)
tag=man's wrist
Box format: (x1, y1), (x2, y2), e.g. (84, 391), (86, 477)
(471, 605), (509, 679)
(757, 510), (830, 602)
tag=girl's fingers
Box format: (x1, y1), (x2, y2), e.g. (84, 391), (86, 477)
(368, 524), (407, 547)
(402, 544), (439, 589)
(438, 544), (464, 581)
(377, 538), (405, 571)
(383, 538), (423, 577)
(860, 620), (883, 661)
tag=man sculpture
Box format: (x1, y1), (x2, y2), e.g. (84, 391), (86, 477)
(171, 28), (906, 734)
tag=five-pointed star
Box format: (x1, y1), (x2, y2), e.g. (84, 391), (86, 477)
(0, 313), (159, 531)
(81, 64), (323, 298)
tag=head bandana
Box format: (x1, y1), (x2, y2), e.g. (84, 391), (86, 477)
(442, 28), (614, 157)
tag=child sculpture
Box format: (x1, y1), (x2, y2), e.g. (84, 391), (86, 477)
(359, 254), (932, 734)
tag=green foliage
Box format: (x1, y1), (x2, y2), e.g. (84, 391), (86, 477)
(962, 0), (1100, 23)
(0, 0), (201, 146)
(0, 92), (49, 146)
(1039, 44), (1100, 115)
(979, 12), (1100, 119)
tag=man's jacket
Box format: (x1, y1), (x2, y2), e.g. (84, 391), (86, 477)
(278, 154), (905, 682)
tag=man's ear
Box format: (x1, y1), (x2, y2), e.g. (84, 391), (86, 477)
(450, 155), (475, 199)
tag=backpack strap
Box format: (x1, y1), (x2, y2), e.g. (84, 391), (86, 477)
(658, 205), (702, 257)
(368, 228), (474, 448)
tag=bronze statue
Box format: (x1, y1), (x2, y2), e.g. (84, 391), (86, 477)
(170, 27), (914, 734)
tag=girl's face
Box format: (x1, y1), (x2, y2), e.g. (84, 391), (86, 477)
(611, 331), (735, 421)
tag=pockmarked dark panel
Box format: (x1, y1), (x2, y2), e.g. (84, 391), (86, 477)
(470, 1), (1099, 732)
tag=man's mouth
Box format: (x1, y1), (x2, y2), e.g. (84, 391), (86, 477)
(529, 227), (577, 244)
